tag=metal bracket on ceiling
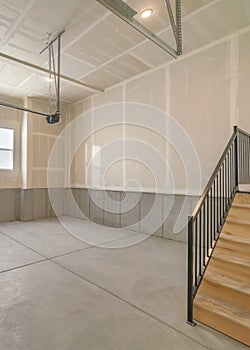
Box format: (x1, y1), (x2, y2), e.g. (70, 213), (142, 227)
(39, 30), (65, 56)
(0, 33), (64, 124)
(39, 30), (64, 124)
(165, 0), (182, 56)
(0, 101), (55, 119)
(0, 30), (104, 124)
(0, 31), (63, 124)
(96, 0), (182, 58)
(0, 52), (103, 93)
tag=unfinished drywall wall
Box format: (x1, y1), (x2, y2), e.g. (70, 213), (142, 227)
(0, 95), (22, 189)
(169, 41), (230, 189)
(23, 98), (68, 189)
(239, 30), (250, 132)
(0, 96), (69, 222)
(68, 26), (250, 196)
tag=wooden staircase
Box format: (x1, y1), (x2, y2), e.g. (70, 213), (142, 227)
(193, 193), (250, 346)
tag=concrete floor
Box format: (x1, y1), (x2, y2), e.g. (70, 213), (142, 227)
(0, 217), (248, 350)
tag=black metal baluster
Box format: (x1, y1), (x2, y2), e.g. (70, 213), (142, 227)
(230, 149), (232, 198)
(216, 174), (219, 234)
(210, 187), (213, 248)
(226, 154), (229, 209)
(219, 168), (222, 226)
(199, 213), (202, 277)
(222, 161), (225, 219)
(248, 135), (250, 180)
(206, 196), (209, 257)
(194, 218), (198, 286)
(234, 127), (238, 190)
(187, 216), (194, 324)
(187, 128), (250, 324)
(248, 136), (250, 180)
(240, 135), (242, 184)
(243, 134), (245, 180)
(213, 181), (216, 239)
(203, 203), (206, 266)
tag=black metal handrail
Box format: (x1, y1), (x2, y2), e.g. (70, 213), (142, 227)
(187, 126), (250, 324)
(238, 128), (250, 184)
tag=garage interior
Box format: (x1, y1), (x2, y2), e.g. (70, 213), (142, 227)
(0, 0), (249, 349)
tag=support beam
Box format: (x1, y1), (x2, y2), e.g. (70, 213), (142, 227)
(0, 101), (61, 124)
(165, 0), (182, 55)
(96, 0), (178, 58)
(39, 30), (65, 55)
(0, 52), (104, 93)
(0, 101), (50, 118)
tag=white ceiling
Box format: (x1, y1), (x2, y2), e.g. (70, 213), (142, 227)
(0, 0), (250, 103)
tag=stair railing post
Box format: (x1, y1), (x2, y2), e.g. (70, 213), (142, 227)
(234, 125), (239, 190)
(187, 216), (195, 325)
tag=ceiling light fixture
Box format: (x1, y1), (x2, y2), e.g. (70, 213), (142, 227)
(140, 8), (153, 19)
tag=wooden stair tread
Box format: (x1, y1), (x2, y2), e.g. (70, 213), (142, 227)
(226, 218), (250, 226)
(194, 294), (250, 329)
(222, 221), (250, 238)
(216, 239), (249, 257)
(192, 192), (250, 346)
(220, 232), (250, 245)
(234, 193), (250, 206)
(232, 203), (250, 209)
(212, 248), (250, 269)
(227, 207), (250, 224)
(204, 269), (250, 296)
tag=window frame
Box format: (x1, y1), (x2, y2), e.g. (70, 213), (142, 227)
(0, 126), (14, 171)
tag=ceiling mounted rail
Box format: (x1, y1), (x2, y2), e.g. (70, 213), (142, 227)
(0, 31), (65, 124)
(96, 0), (182, 58)
(0, 52), (103, 93)
(0, 32), (64, 124)
(39, 30), (65, 55)
(0, 101), (54, 119)
(40, 30), (63, 124)
(0, 30), (103, 124)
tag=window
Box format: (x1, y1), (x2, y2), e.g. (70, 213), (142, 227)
(0, 127), (14, 170)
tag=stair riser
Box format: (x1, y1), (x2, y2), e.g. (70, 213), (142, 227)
(228, 207), (250, 223)
(221, 229), (250, 244)
(210, 258), (250, 279)
(199, 279), (250, 312)
(233, 204), (250, 210)
(193, 305), (250, 346)
(193, 193), (250, 346)
(223, 222), (250, 238)
(217, 240), (249, 257)
(234, 193), (250, 206)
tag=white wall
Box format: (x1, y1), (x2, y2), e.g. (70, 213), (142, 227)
(239, 30), (250, 132)
(0, 95), (22, 189)
(0, 96), (69, 189)
(1, 27), (249, 193)
(23, 98), (68, 189)
(68, 26), (250, 196)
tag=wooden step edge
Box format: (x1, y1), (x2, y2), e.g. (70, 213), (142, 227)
(232, 203), (250, 209)
(212, 253), (250, 270)
(216, 241), (250, 258)
(203, 270), (250, 296)
(234, 192), (250, 204)
(194, 294), (250, 330)
(207, 258), (250, 285)
(226, 218), (250, 226)
(220, 232), (250, 246)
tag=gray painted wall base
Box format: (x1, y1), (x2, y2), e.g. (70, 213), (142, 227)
(0, 189), (19, 222)
(0, 188), (199, 243)
(69, 189), (199, 243)
(0, 188), (64, 223)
